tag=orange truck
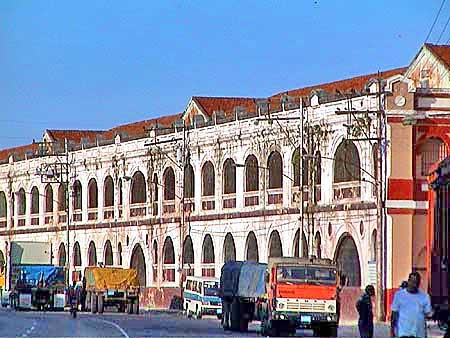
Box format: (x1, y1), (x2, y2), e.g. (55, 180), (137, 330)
(220, 257), (339, 337)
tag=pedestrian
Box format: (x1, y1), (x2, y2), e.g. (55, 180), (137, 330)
(356, 284), (375, 338)
(390, 272), (433, 338)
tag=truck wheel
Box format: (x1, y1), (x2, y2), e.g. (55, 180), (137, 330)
(91, 293), (98, 314)
(98, 294), (104, 314)
(132, 299), (139, 315)
(230, 299), (241, 331)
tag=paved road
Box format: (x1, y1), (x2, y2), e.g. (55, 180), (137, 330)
(0, 308), (445, 337)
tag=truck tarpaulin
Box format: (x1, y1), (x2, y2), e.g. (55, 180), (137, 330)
(12, 265), (65, 288)
(85, 267), (139, 290)
(237, 262), (267, 298)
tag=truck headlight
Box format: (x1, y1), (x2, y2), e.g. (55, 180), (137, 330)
(328, 304), (335, 312)
(278, 302), (285, 309)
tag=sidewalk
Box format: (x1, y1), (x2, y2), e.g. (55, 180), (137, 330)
(141, 307), (183, 315)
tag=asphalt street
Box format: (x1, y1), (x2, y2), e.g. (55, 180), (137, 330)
(0, 308), (444, 338)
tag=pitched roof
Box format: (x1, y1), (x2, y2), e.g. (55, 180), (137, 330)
(192, 97), (260, 117)
(270, 67), (407, 100)
(0, 143), (39, 162)
(46, 129), (106, 143)
(425, 43), (450, 70)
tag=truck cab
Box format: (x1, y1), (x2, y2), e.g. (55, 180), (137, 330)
(260, 257), (339, 337)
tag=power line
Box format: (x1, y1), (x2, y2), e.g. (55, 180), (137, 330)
(436, 15), (450, 43)
(425, 0), (447, 42)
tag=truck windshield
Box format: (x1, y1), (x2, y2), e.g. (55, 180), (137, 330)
(203, 281), (219, 296)
(276, 266), (336, 284)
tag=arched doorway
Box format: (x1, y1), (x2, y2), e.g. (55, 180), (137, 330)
(268, 230), (283, 257)
(182, 236), (194, 277)
(223, 233), (236, 263)
(202, 234), (215, 277)
(293, 229), (308, 258)
(130, 244), (146, 287)
(73, 242), (82, 267)
(88, 241), (97, 266)
(104, 240), (113, 266)
(334, 234), (361, 287)
(162, 237), (175, 282)
(58, 243), (66, 267)
(245, 231), (259, 262)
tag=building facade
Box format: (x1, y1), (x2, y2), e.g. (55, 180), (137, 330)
(0, 43), (448, 319)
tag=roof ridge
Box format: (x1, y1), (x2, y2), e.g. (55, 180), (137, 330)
(193, 96), (260, 100)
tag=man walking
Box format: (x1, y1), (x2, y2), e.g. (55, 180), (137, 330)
(391, 272), (433, 338)
(356, 285), (375, 338)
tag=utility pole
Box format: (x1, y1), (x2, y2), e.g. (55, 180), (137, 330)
(298, 98), (305, 258)
(35, 139), (71, 286)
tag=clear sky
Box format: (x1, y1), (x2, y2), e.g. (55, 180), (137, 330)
(1, 1), (449, 149)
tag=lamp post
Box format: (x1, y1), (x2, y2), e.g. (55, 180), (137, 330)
(35, 139), (72, 287)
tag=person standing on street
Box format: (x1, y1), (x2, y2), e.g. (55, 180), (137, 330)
(356, 285), (375, 338)
(391, 272), (433, 338)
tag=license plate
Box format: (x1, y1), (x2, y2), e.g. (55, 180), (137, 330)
(300, 315), (311, 324)
(216, 308), (222, 314)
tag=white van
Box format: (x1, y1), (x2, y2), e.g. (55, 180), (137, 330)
(183, 276), (222, 319)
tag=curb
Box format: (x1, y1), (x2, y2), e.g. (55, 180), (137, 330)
(141, 308), (183, 315)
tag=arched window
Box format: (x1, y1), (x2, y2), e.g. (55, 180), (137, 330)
(182, 236), (194, 276)
(163, 237), (175, 282)
(163, 167), (175, 201)
(118, 179), (123, 206)
(152, 174), (159, 201)
(130, 244), (146, 287)
(268, 230), (283, 257)
(58, 243), (66, 267)
(335, 234), (361, 287)
(45, 184), (53, 213)
(73, 242), (82, 267)
(417, 137), (448, 177)
(104, 240), (113, 266)
(88, 178), (98, 208)
(73, 181), (82, 210)
(223, 159), (236, 194)
(184, 164), (194, 198)
(268, 151), (283, 189)
(104, 176), (114, 207)
(58, 184), (67, 211)
(292, 147), (308, 187)
(131, 171), (146, 204)
(202, 161), (215, 196)
(223, 233), (236, 262)
(17, 188), (26, 215)
(0, 192), (7, 221)
(31, 186), (39, 214)
(333, 140), (361, 183)
(202, 234), (215, 277)
(245, 155), (259, 192)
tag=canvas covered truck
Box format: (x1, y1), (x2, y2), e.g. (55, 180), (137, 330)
(84, 266), (140, 314)
(220, 257), (339, 337)
(8, 241), (65, 310)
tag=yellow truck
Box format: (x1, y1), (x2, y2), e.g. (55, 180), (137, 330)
(84, 267), (140, 314)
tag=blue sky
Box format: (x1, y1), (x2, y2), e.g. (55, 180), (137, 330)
(0, 1), (448, 149)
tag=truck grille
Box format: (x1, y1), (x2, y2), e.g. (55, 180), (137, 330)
(287, 301), (325, 312)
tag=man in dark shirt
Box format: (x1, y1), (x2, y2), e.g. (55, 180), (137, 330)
(356, 285), (375, 338)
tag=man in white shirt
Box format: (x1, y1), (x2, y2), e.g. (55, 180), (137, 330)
(391, 272), (433, 338)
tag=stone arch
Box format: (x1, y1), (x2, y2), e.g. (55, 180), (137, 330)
(130, 243), (146, 287)
(104, 176), (114, 207)
(30, 186), (39, 215)
(87, 241), (97, 266)
(314, 231), (322, 259)
(245, 231), (259, 262)
(0, 191), (7, 220)
(131, 171), (146, 204)
(223, 232), (236, 263)
(17, 188), (26, 215)
(73, 180), (82, 210)
(44, 184), (53, 213)
(73, 242), (82, 267)
(58, 243), (66, 267)
(202, 234), (215, 276)
(104, 240), (113, 266)
(88, 178), (98, 209)
(334, 233), (361, 287)
(293, 229), (309, 258)
(184, 164), (195, 199)
(292, 147), (308, 187)
(182, 235), (194, 276)
(268, 151), (283, 189)
(57, 184), (67, 211)
(162, 237), (175, 282)
(223, 158), (236, 194)
(268, 230), (283, 257)
(333, 140), (361, 183)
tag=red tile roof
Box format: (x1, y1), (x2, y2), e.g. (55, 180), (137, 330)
(425, 43), (450, 70)
(193, 97), (260, 117)
(270, 67), (407, 100)
(46, 129), (105, 143)
(0, 143), (39, 162)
